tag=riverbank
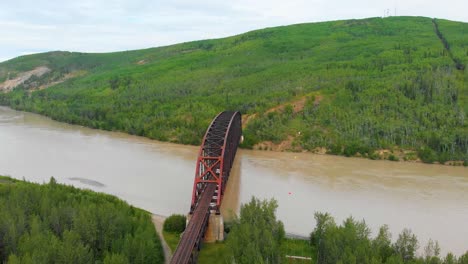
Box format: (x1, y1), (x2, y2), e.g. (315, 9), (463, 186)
(1, 106), (465, 167)
(252, 142), (467, 166)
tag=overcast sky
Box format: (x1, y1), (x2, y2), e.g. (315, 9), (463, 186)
(0, 0), (467, 62)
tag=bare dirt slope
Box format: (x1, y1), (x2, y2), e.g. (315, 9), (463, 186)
(0, 66), (50, 92)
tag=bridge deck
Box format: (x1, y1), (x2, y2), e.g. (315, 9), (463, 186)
(170, 184), (215, 263)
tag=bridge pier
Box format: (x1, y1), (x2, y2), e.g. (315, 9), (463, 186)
(187, 213), (224, 242)
(205, 214), (224, 242)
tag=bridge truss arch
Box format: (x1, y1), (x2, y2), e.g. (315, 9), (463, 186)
(190, 111), (242, 214)
(171, 111), (242, 264)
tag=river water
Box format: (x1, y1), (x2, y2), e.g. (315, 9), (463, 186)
(0, 106), (467, 255)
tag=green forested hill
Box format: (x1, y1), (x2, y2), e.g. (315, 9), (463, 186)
(0, 16), (466, 163)
(0, 176), (163, 263)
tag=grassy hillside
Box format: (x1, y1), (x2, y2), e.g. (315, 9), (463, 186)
(0, 176), (163, 263)
(0, 16), (466, 163)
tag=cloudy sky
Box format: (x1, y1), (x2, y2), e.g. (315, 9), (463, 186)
(0, 0), (467, 62)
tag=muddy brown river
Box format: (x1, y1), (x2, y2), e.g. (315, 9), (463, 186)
(0, 106), (467, 255)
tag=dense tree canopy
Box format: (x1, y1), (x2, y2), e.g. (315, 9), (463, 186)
(227, 197), (285, 264)
(0, 176), (163, 264)
(310, 211), (468, 264)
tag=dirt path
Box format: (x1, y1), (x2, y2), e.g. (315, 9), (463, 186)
(152, 214), (172, 264)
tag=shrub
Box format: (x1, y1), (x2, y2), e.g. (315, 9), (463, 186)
(418, 147), (437, 164)
(437, 152), (450, 164)
(343, 142), (360, 157)
(163, 214), (186, 233)
(369, 153), (380, 160)
(403, 152), (418, 161)
(327, 144), (343, 155)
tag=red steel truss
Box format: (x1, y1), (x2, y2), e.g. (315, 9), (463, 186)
(190, 111), (242, 214)
(171, 111), (242, 264)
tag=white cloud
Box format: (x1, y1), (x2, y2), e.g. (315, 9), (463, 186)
(0, 0), (467, 62)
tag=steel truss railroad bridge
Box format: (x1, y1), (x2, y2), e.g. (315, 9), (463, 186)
(170, 111), (242, 264)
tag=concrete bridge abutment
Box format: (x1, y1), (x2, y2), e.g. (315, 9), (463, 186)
(186, 213), (224, 243)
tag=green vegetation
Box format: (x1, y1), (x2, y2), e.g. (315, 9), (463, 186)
(0, 176), (163, 264)
(0, 17), (466, 163)
(389, 153), (400, 161)
(310, 212), (468, 264)
(163, 214), (186, 233)
(282, 238), (313, 259)
(199, 197), (468, 264)
(227, 197), (285, 263)
(162, 231), (181, 252)
(198, 243), (229, 264)
(162, 214), (186, 252)
(198, 240), (313, 264)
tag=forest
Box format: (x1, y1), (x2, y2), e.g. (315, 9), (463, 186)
(0, 176), (163, 264)
(0, 16), (466, 163)
(219, 197), (468, 264)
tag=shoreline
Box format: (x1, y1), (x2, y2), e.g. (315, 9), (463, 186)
(1, 105), (464, 168)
